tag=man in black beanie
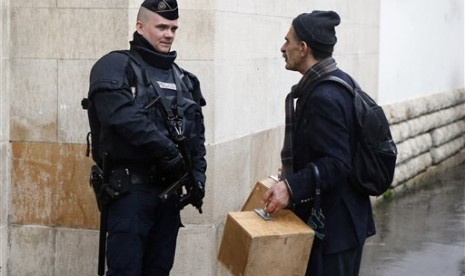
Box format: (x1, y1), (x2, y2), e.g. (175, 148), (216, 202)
(86, 0), (207, 275)
(262, 10), (375, 276)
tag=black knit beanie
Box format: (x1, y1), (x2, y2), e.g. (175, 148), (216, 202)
(292, 10), (341, 54)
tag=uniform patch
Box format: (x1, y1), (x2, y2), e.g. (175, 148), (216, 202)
(157, 81), (176, 90)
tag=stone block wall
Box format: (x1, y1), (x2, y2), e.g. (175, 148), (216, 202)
(4, 1), (131, 275)
(384, 88), (465, 193)
(0, 0), (463, 275)
(0, 0), (10, 274)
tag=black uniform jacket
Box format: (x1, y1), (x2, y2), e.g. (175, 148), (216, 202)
(286, 69), (375, 255)
(87, 43), (207, 186)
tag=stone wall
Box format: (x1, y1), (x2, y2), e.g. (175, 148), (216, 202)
(0, 0), (463, 275)
(383, 88), (465, 197)
(0, 0), (10, 274)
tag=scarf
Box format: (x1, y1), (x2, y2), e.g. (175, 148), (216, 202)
(280, 57), (338, 179)
(129, 32), (177, 69)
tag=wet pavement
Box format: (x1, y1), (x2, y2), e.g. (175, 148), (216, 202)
(360, 163), (465, 276)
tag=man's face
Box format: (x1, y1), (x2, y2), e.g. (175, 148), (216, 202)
(136, 12), (178, 53)
(280, 26), (304, 72)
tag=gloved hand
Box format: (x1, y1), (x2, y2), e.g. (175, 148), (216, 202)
(159, 150), (188, 186)
(179, 180), (205, 214)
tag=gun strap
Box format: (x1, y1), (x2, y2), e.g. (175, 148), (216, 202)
(129, 51), (194, 169)
(125, 49), (187, 137)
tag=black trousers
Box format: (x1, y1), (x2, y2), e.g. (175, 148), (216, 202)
(105, 185), (181, 276)
(306, 241), (364, 276)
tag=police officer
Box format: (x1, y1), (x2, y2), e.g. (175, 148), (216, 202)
(87, 0), (206, 275)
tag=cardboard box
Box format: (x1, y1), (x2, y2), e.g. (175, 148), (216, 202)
(241, 177), (278, 211)
(218, 210), (314, 276)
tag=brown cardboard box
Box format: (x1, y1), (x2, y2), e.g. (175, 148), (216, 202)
(241, 177), (278, 211)
(218, 210), (314, 276)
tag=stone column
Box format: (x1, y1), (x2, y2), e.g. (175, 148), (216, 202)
(7, 1), (132, 275)
(1, 0), (11, 274)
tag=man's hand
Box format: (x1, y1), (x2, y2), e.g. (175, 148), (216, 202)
(261, 181), (290, 214)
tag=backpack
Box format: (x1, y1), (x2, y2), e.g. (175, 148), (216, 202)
(319, 75), (398, 196)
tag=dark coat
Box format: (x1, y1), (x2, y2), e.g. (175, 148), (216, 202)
(285, 69), (376, 255)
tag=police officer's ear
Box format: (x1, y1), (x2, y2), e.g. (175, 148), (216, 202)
(136, 20), (144, 35)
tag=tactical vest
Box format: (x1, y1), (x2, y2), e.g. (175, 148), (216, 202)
(82, 50), (204, 165)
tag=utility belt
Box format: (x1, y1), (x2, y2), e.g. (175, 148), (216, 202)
(89, 164), (164, 210)
(111, 166), (161, 186)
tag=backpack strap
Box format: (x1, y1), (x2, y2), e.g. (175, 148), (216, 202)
(296, 75), (357, 125)
(317, 75), (356, 97)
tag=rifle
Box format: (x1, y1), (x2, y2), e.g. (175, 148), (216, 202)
(159, 134), (204, 214)
(144, 94), (204, 214)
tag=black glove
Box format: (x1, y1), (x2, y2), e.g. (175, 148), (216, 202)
(159, 151), (188, 186)
(179, 180), (205, 213)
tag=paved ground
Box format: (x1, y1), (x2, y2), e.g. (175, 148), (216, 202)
(360, 163), (465, 276)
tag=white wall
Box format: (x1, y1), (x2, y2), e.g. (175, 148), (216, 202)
(176, 0), (381, 144)
(379, 0), (464, 105)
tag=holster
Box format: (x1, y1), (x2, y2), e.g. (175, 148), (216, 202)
(89, 165), (108, 211)
(89, 165), (131, 211)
